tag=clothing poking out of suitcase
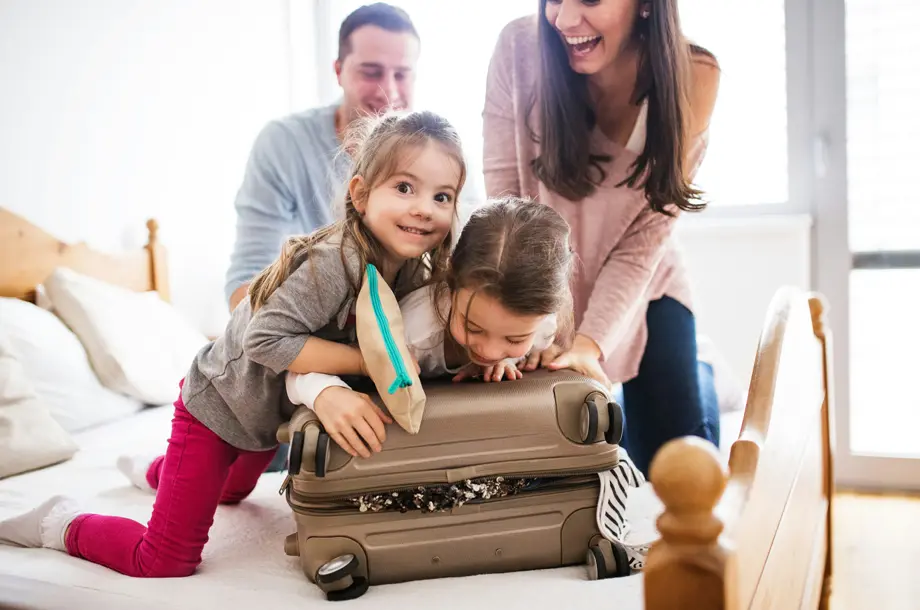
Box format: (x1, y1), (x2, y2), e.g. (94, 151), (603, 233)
(277, 370), (646, 601)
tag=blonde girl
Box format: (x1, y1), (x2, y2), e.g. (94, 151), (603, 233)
(0, 110), (466, 578)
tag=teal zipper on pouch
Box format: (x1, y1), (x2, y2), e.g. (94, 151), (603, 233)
(367, 264), (413, 394)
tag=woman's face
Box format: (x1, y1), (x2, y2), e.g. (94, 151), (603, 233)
(543, 0), (642, 75)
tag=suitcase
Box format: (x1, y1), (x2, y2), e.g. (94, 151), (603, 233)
(277, 369), (629, 601)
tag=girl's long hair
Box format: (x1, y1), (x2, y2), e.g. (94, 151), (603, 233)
(249, 110), (466, 311)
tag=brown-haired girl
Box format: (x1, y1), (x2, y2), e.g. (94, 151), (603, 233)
(288, 196), (651, 568)
(482, 1), (723, 476)
(288, 196), (603, 414)
(0, 110), (466, 578)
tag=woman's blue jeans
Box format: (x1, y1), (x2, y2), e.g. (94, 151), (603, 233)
(613, 296), (720, 477)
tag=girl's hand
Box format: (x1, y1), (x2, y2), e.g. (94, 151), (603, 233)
(546, 334), (612, 389)
(451, 360), (523, 383)
(521, 344), (565, 371)
(313, 386), (393, 458)
(482, 360), (523, 382)
(450, 363), (479, 383)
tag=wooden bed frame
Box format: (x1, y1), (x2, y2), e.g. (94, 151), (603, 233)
(645, 287), (835, 610)
(0, 207), (833, 610)
(0, 207), (170, 303)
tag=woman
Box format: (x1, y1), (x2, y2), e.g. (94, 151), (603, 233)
(482, 0), (721, 475)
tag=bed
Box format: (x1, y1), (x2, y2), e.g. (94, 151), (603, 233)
(0, 207), (833, 610)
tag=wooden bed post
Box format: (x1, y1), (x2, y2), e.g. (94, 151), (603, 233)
(145, 218), (171, 302)
(644, 437), (729, 610)
(808, 293), (835, 610)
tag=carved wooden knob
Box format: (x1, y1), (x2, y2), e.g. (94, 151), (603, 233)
(146, 219), (159, 243)
(650, 436), (726, 544)
(807, 292), (829, 338)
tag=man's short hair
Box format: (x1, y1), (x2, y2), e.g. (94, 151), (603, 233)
(337, 3), (419, 63)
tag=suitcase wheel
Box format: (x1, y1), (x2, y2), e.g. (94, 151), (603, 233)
(579, 394), (610, 444)
(604, 401), (624, 445)
(326, 576), (368, 602)
(316, 554), (369, 601)
(586, 539), (630, 580)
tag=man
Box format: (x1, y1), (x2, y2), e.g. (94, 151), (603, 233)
(225, 3), (421, 473)
(225, 3), (421, 311)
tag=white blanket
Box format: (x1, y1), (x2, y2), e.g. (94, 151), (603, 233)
(0, 405), (743, 610)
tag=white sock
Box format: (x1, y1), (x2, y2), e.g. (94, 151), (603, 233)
(117, 454), (156, 493)
(0, 495), (80, 551)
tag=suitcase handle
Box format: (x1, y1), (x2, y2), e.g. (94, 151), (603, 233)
(289, 430), (305, 477)
(605, 401), (624, 446)
(315, 431), (330, 478)
(580, 392), (607, 444)
(288, 423), (331, 478)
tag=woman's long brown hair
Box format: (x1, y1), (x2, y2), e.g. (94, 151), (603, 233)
(531, 0), (717, 215)
(248, 110), (466, 312)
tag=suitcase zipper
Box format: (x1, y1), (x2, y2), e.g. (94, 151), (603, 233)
(287, 474), (600, 515)
(282, 466), (608, 511)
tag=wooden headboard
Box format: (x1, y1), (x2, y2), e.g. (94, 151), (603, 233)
(0, 207), (170, 303)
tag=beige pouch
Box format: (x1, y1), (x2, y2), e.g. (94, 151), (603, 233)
(355, 264), (426, 434)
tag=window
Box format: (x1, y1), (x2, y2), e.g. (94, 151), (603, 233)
(844, 2), (920, 460)
(849, 269), (920, 458)
(324, 0), (789, 207)
(846, 1), (920, 252)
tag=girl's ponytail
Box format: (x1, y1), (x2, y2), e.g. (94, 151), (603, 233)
(248, 235), (313, 312)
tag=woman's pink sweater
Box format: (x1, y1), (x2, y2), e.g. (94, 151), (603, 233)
(482, 16), (709, 382)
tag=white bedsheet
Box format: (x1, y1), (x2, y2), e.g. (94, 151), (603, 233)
(0, 405), (743, 610)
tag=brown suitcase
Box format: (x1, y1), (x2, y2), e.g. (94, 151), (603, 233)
(277, 369), (629, 601)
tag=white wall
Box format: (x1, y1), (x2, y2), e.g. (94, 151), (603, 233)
(0, 0), (295, 337)
(675, 215), (813, 386)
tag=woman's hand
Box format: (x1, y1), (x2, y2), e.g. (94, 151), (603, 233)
(545, 335), (612, 389)
(313, 386), (393, 458)
(451, 360), (523, 383)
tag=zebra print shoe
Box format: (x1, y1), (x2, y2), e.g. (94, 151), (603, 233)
(596, 451), (650, 571)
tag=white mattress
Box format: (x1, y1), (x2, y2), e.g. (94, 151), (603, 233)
(0, 405), (743, 610)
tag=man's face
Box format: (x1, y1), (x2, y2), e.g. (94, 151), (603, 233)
(335, 25), (420, 121)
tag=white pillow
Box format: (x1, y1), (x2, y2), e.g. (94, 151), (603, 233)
(0, 331), (79, 478)
(42, 267), (208, 405)
(0, 298), (143, 433)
